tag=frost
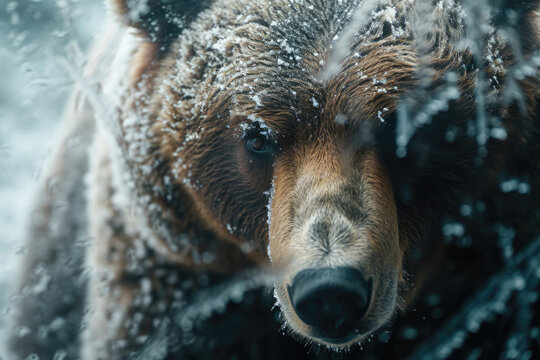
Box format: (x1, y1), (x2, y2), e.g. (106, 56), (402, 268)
(377, 107), (389, 122)
(500, 179), (531, 194)
(496, 224), (516, 261)
(459, 204), (472, 217)
(246, 114), (274, 138)
(126, 0), (150, 23)
(407, 237), (540, 360)
(252, 94), (263, 107)
(320, 0), (380, 81)
(226, 223), (237, 234)
(132, 271), (276, 360)
(490, 126), (508, 140)
(264, 176), (276, 261)
(396, 70), (460, 157)
(442, 222), (465, 238)
(402, 327), (418, 340)
(335, 113), (348, 125)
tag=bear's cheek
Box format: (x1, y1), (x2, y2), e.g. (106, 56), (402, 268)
(167, 133), (274, 252)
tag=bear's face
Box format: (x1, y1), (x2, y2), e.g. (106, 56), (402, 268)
(110, 0), (538, 349)
(137, 3), (417, 345)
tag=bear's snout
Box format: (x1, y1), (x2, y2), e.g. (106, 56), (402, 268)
(270, 149), (402, 346)
(287, 267), (372, 343)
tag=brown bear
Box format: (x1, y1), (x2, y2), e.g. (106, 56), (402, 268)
(7, 0), (540, 359)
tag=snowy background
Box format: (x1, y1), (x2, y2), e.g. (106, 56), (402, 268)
(0, 0), (104, 346)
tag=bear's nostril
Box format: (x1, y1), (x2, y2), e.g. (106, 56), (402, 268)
(288, 267), (372, 341)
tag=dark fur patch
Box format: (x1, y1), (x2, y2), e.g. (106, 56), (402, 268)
(112, 0), (214, 49)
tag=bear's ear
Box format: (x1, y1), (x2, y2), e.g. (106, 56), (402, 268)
(110, 0), (213, 46)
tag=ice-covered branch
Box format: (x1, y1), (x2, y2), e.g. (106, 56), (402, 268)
(319, 0), (380, 81)
(406, 236), (540, 360)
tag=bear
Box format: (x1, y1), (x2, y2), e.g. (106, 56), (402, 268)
(7, 0), (540, 359)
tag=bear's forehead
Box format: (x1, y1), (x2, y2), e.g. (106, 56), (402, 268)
(162, 0), (489, 136)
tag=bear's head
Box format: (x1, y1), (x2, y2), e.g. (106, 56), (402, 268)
(106, 0), (539, 348)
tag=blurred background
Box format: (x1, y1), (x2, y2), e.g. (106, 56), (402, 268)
(0, 0), (104, 345)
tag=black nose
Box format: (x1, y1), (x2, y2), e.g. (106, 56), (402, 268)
(287, 267), (372, 341)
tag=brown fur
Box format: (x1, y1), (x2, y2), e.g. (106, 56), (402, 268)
(8, 0), (540, 358)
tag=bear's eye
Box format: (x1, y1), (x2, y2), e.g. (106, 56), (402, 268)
(246, 134), (269, 153)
